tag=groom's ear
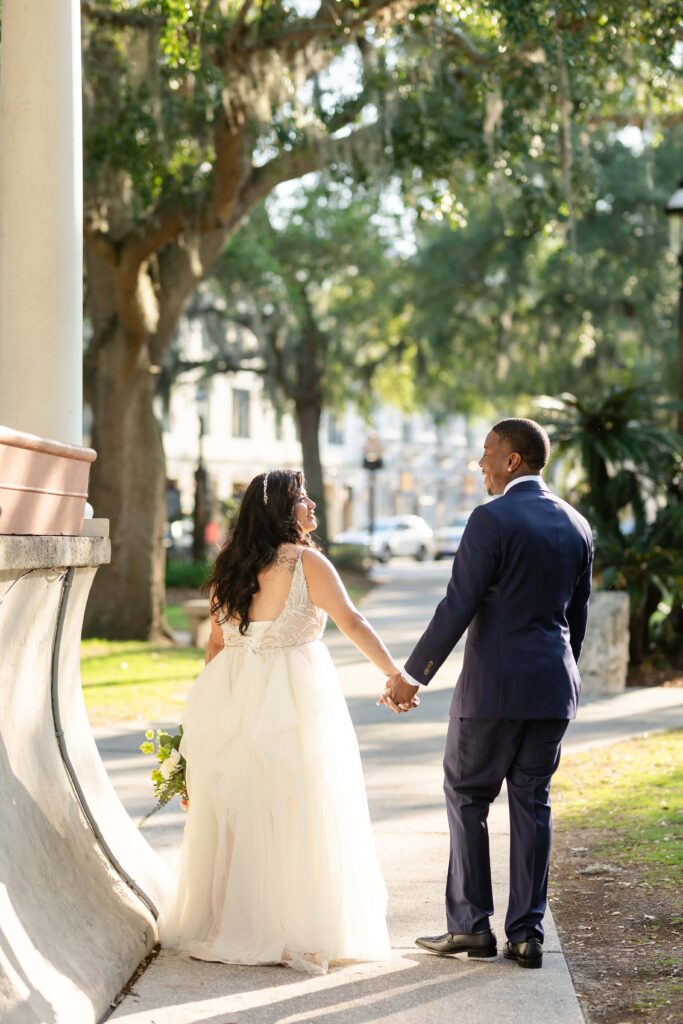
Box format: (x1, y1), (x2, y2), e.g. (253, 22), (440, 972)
(508, 451), (523, 473)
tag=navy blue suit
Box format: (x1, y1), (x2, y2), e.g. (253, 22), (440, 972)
(404, 479), (593, 941)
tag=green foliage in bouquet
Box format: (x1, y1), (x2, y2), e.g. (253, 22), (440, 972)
(139, 726), (188, 807)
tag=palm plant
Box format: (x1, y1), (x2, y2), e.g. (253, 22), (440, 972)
(537, 387), (682, 667)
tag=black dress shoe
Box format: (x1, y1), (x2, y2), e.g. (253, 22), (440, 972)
(415, 929), (497, 958)
(503, 938), (543, 969)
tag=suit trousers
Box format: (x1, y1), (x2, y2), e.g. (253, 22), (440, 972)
(443, 716), (569, 943)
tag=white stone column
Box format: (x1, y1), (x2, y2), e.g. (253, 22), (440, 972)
(0, 0), (83, 445)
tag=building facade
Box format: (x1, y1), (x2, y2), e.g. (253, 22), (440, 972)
(162, 319), (488, 538)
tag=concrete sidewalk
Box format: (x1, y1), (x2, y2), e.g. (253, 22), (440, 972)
(101, 562), (683, 1024)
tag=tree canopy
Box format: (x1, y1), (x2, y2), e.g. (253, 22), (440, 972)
(33, 0), (680, 637)
(400, 126), (683, 416)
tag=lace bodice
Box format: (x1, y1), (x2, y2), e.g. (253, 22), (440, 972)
(220, 553), (326, 652)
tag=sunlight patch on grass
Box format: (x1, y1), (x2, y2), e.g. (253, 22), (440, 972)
(81, 639), (203, 727)
(165, 603), (189, 632)
(554, 730), (683, 879)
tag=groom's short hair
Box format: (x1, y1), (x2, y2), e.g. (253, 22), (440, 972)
(492, 418), (550, 471)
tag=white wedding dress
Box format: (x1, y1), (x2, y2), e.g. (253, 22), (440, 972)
(160, 552), (390, 973)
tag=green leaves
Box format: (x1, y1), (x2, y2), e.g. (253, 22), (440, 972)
(399, 117), (683, 419)
(538, 384), (683, 665)
(155, 0), (201, 71)
(210, 179), (405, 410)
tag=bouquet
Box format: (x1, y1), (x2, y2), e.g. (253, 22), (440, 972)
(139, 726), (188, 808)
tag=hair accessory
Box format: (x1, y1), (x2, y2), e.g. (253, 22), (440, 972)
(262, 472), (269, 506)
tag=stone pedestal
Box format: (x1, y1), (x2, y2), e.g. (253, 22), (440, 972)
(183, 597), (211, 647)
(579, 590), (630, 698)
(0, 536), (173, 1024)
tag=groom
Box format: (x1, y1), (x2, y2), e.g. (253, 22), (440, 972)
(380, 418), (593, 969)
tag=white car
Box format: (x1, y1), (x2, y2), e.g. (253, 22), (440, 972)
(334, 515), (434, 563)
(164, 517), (194, 552)
(433, 513), (470, 560)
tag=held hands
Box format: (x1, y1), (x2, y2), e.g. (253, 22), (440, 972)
(377, 671), (420, 714)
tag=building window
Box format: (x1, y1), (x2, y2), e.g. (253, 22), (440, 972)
(327, 413), (344, 446)
(232, 388), (251, 438)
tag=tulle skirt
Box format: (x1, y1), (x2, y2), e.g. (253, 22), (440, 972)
(159, 630), (390, 972)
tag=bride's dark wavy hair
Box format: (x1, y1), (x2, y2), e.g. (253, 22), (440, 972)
(207, 469), (318, 634)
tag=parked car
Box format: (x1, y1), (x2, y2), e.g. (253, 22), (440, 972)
(334, 515), (434, 563)
(433, 513), (470, 560)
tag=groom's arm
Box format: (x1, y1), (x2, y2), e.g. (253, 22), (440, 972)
(403, 505), (500, 686)
(566, 540), (593, 662)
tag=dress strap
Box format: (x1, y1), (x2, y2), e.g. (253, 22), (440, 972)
(289, 548), (309, 604)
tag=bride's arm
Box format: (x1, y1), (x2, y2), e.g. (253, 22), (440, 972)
(204, 588), (225, 664)
(301, 548), (399, 676)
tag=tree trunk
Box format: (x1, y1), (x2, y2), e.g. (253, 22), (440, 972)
(79, 71), (363, 638)
(82, 240), (177, 640)
(295, 398), (327, 547)
(628, 603), (647, 667)
(627, 580), (661, 668)
(84, 319), (167, 639)
(83, 230), (228, 639)
(665, 601), (683, 668)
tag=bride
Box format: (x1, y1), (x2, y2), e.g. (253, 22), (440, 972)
(161, 469), (406, 974)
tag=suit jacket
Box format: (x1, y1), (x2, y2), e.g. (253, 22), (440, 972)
(404, 479), (593, 720)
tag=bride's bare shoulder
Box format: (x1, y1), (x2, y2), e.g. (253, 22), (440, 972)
(270, 543), (303, 575)
(300, 547), (335, 576)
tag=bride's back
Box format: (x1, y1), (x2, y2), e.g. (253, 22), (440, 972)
(243, 543), (302, 623)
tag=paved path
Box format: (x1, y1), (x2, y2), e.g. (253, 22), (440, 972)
(100, 561), (683, 1024)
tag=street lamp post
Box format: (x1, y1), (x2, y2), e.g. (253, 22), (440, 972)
(192, 384), (209, 562)
(362, 433), (384, 538)
(665, 178), (683, 436)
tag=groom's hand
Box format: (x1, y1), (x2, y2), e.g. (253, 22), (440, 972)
(378, 671), (420, 714)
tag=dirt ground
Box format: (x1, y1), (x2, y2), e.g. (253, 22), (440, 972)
(551, 830), (683, 1024)
(627, 666), (683, 690)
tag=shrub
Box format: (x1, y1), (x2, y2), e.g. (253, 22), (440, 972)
(538, 386), (683, 667)
(327, 543), (372, 574)
(166, 558), (212, 590)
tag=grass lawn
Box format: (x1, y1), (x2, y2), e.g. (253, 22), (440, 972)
(81, 639), (203, 727)
(553, 730), (682, 878)
(165, 603), (189, 633)
(551, 729), (683, 1023)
